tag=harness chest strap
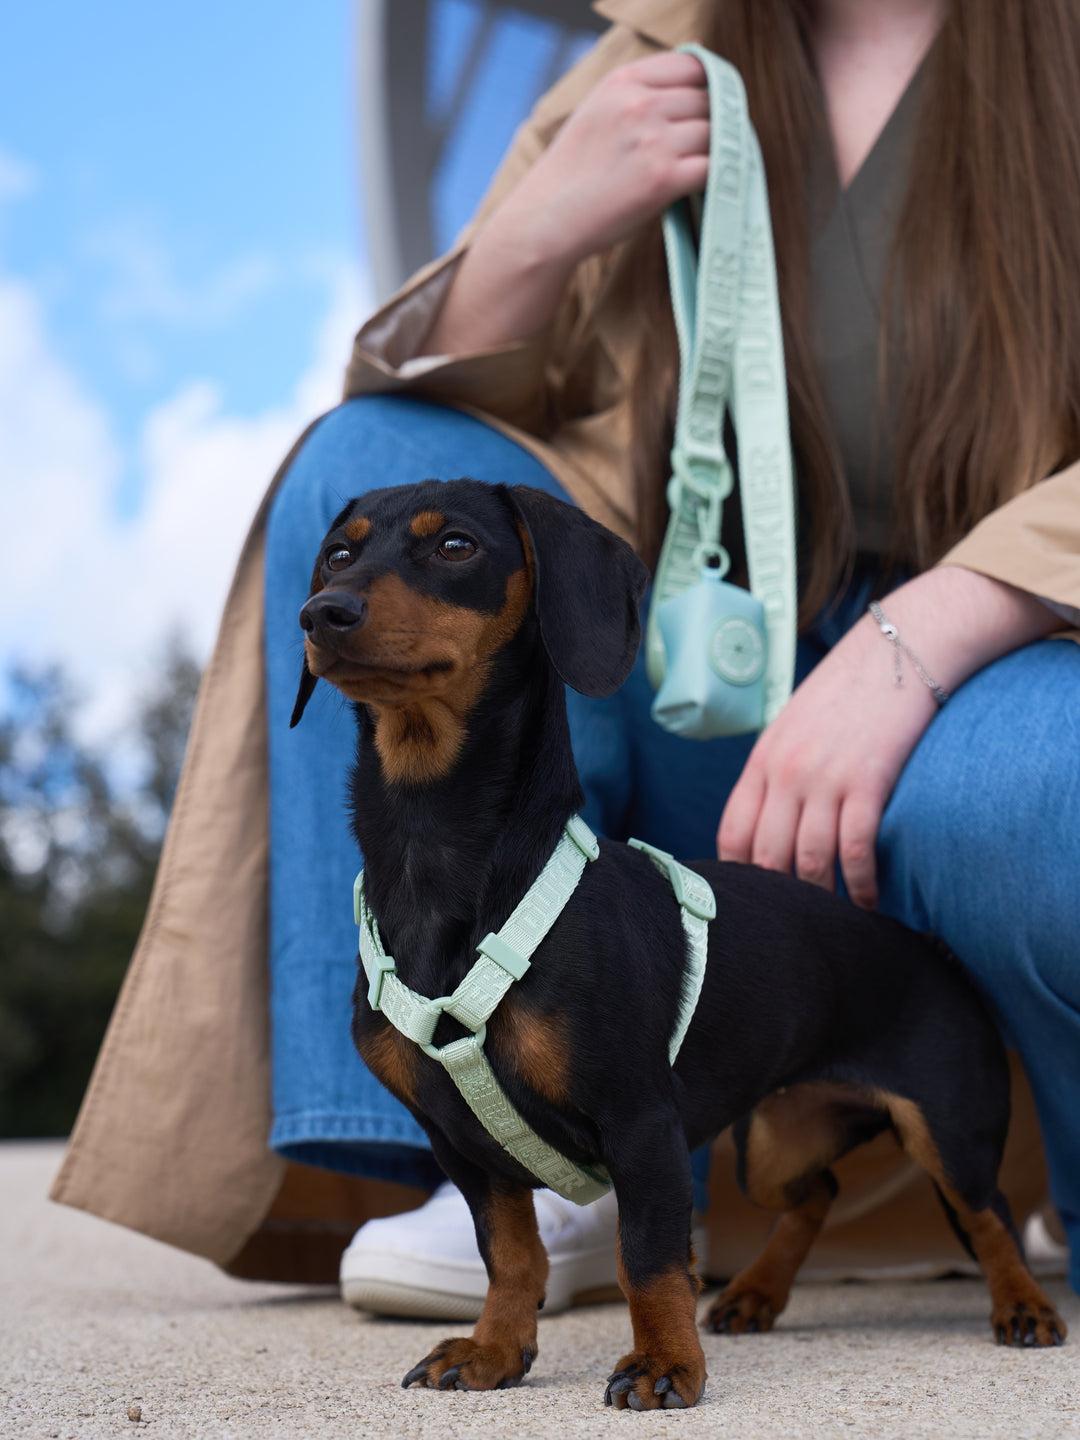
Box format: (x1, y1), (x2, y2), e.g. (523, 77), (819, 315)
(354, 816), (715, 1206)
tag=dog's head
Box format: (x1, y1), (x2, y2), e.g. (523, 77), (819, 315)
(290, 480), (647, 779)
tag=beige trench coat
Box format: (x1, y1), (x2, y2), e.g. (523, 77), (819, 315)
(52, 0), (1078, 1276)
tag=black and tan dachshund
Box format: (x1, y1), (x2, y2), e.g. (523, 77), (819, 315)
(291, 478), (1065, 1411)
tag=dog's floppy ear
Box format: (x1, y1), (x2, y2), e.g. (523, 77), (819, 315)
(290, 660), (318, 728)
(504, 485), (648, 698)
(290, 558), (325, 728)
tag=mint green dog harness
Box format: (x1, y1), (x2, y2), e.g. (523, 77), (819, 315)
(354, 816), (716, 1205)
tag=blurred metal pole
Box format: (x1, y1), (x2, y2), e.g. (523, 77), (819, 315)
(359, 0), (435, 301)
(357, 0), (604, 301)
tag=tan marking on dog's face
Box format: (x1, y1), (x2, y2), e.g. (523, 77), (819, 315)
(344, 515), (371, 542)
(410, 510), (446, 538)
(306, 565), (532, 785)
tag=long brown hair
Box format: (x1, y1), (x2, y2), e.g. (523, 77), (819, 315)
(629, 0), (1080, 623)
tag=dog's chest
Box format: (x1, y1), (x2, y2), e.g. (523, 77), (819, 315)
(355, 1021), (420, 1108)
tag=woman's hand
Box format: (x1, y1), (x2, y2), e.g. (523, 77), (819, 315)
(500, 51), (710, 269)
(424, 53), (709, 356)
(717, 566), (1065, 908)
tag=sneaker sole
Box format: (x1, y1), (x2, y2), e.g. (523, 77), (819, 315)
(340, 1275), (624, 1322)
(341, 1278), (485, 1321)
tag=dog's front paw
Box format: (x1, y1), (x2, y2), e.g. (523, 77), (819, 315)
(603, 1349), (706, 1411)
(993, 1301), (1067, 1348)
(705, 1285), (778, 1334)
(402, 1336), (537, 1391)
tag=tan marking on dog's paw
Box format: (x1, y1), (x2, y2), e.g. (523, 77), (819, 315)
(603, 1350), (706, 1411)
(402, 1336), (536, 1391)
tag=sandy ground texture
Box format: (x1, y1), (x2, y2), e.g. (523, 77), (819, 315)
(3, 1141), (1080, 1440)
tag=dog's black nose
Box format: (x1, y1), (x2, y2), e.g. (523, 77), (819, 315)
(299, 590), (368, 635)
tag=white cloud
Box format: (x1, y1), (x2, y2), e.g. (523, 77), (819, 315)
(0, 260), (370, 743)
(0, 149), (36, 204)
(88, 217), (278, 330)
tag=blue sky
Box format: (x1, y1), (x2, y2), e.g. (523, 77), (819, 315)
(0, 1), (596, 740)
(0, 0), (366, 740)
(0, 1), (358, 516)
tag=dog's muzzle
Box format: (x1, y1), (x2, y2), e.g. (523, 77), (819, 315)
(299, 590), (368, 647)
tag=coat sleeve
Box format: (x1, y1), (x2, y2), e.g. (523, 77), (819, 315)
(941, 462), (1080, 618)
(341, 21), (656, 440)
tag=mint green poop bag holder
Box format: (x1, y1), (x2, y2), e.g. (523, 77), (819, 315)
(646, 45), (798, 738)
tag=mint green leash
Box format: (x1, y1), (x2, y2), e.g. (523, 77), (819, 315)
(354, 817), (715, 1205)
(646, 44), (798, 731)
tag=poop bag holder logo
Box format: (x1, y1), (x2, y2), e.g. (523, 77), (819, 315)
(645, 46), (796, 740)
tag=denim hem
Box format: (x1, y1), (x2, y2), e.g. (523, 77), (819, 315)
(271, 1112), (445, 1188)
(270, 1110), (429, 1149)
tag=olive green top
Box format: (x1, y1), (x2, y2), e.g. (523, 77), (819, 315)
(810, 67), (924, 553)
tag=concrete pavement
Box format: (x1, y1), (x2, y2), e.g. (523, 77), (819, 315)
(3, 1141), (1079, 1439)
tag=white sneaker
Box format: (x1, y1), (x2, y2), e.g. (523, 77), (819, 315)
(340, 1182), (705, 1320)
(1023, 1209), (1071, 1278)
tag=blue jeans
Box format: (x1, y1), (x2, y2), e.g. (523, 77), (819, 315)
(265, 397), (1080, 1289)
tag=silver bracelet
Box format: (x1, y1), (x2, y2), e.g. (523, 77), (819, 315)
(868, 601), (950, 708)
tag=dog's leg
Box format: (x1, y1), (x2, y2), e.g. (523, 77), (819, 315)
(706, 1172), (836, 1334)
(705, 1083), (883, 1334)
(602, 1131), (707, 1411)
(880, 1093), (1067, 1348)
(401, 1166), (548, 1391)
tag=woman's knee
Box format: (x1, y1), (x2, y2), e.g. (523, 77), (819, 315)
(877, 640), (1080, 982)
(267, 394), (569, 560)
(268, 397), (431, 546)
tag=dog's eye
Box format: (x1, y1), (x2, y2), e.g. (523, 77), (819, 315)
(325, 547), (352, 571)
(438, 535), (477, 561)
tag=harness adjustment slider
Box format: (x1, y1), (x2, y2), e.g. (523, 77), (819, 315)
(564, 813), (601, 861)
(476, 931), (531, 981)
(366, 949), (397, 1012)
(353, 872), (365, 927)
(628, 838), (717, 922)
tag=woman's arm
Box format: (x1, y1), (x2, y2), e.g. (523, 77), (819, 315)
(717, 564), (1067, 908)
(422, 52), (710, 357)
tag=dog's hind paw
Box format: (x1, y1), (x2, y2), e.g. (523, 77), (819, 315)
(705, 1286), (778, 1335)
(993, 1302), (1067, 1348)
(401, 1337), (536, 1391)
(603, 1351), (706, 1411)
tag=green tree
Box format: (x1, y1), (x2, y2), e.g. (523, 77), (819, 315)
(0, 645), (200, 1137)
